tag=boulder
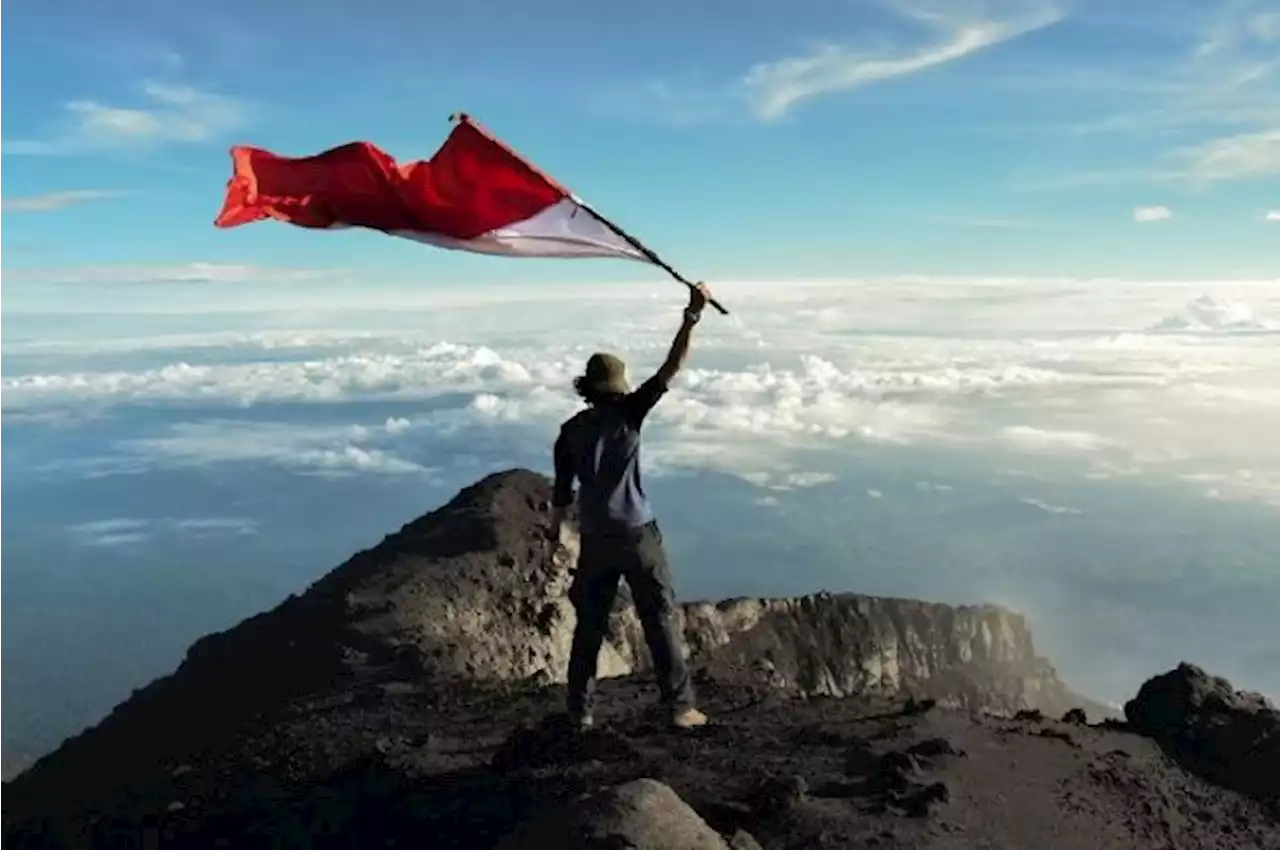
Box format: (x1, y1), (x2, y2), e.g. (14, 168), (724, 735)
(1124, 662), (1280, 801)
(495, 778), (730, 850)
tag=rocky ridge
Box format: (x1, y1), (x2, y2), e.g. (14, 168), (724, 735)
(311, 469), (1102, 716)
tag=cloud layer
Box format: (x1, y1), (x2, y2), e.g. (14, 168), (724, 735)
(4, 277), (1278, 507)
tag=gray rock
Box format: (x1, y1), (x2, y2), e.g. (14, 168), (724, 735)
(495, 778), (729, 850)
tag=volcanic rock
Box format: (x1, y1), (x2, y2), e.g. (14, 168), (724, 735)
(1125, 662), (1280, 802)
(495, 778), (731, 850)
(1062, 708), (1089, 725)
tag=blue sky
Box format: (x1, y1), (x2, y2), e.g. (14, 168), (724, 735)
(2, 0), (1278, 288)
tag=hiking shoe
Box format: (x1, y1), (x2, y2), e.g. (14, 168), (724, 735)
(671, 707), (708, 729)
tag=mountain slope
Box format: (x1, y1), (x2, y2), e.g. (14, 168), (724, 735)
(4, 470), (1275, 849)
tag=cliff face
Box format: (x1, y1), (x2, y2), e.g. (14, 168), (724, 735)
(329, 469), (1101, 718)
(673, 595), (1093, 717)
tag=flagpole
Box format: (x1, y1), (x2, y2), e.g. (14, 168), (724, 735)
(576, 202), (730, 316)
(450, 113), (730, 317)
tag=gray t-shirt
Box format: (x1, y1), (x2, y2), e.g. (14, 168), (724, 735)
(552, 375), (668, 536)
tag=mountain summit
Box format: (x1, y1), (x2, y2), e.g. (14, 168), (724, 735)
(4, 470), (1276, 849)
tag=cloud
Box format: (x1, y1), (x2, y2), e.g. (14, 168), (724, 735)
(4, 83), (246, 156)
(125, 421), (431, 478)
(742, 470), (840, 490)
(1, 190), (133, 212)
(590, 2), (1062, 124)
(867, 489), (884, 499)
(7, 263), (344, 286)
(1148, 294), (1269, 332)
(1018, 496), (1083, 515)
(1266, 210), (1280, 222)
(999, 426), (1115, 453)
(1168, 127), (1280, 183)
(68, 516), (257, 547)
(1196, 3), (1280, 58)
(1132, 205), (1173, 223)
(1026, 4), (1279, 191)
(586, 78), (734, 127)
(744, 2), (1063, 120)
(6, 276), (1279, 506)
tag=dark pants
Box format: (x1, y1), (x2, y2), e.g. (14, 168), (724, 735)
(566, 521), (695, 717)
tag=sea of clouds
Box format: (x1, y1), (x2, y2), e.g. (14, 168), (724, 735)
(3, 274), (1278, 760)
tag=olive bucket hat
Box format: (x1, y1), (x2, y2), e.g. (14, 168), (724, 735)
(577, 353), (630, 396)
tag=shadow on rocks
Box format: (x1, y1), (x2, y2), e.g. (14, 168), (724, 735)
(491, 714), (644, 771)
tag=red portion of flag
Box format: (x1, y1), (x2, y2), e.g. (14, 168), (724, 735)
(214, 120), (568, 240)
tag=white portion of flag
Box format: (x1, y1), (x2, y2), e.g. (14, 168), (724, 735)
(391, 197), (650, 262)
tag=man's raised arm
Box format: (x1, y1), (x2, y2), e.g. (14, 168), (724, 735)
(653, 282), (712, 387)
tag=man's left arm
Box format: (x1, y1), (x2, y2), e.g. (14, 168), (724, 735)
(623, 374), (670, 428)
(549, 428), (574, 540)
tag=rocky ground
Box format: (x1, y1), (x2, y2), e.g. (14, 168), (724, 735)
(5, 670), (1278, 849)
(4, 470), (1277, 848)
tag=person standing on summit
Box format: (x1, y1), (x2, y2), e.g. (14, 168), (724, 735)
(546, 283), (714, 731)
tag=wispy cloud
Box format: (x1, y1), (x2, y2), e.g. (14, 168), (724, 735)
(1019, 496), (1083, 515)
(926, 214), (1038, 229)
(598, 1), (1063, 124)
(1165, 127), (1280, 183)
(3, 82), (246, 156)
(68, 516), (258, 547)
(744, 2), (1063, 120)
(957, 217), (1033, 229)
(1133, 205), (1173, 223)
(1000, 426), (1115, 453)
(1267, 210), (1280, 221)
(6, 263), (344, 286)
(2, 190), (133, 212)
(1029, 3), (1280, 189)
(586, 78), (734, 127)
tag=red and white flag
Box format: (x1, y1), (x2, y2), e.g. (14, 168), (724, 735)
(214, 115), (649, 263)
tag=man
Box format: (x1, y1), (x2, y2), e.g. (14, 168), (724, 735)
(547, 282), (714, 731)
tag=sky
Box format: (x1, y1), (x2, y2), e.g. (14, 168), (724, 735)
(2, 0), (1279, 772)
(2, 0), (1279, 283)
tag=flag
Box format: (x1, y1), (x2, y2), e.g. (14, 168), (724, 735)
(213, 116), (650, 263)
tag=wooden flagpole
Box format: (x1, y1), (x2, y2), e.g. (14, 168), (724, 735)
(450, 113), (729, 316)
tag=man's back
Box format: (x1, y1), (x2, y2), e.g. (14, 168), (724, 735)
(554, 376), (666, 536)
